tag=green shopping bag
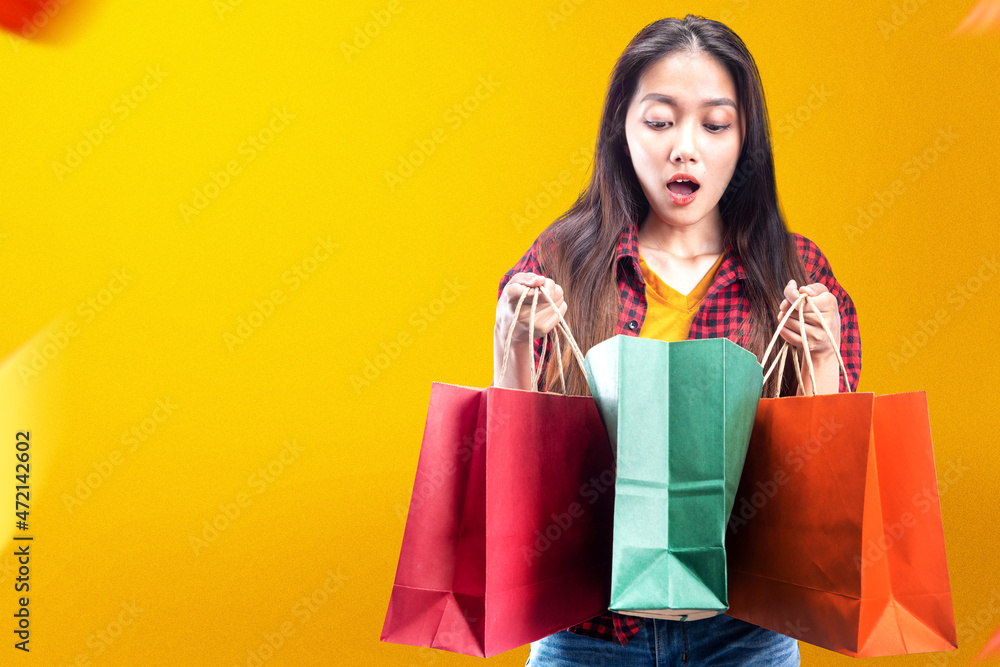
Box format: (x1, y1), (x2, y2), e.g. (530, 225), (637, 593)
(583, 336), (763, 620)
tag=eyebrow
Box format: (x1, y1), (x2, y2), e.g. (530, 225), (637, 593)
(639, 93), (737, 109)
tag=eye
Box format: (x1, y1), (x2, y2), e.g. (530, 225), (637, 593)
(643, 119), (733, 133)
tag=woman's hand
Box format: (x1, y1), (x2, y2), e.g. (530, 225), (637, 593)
(493, 272), (567, 389)
(776, 280), (841, 359)
(496, 272), (568, 343)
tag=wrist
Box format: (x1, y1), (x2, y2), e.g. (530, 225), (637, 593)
(495, 316), (531, 345)
(807, 346), (838, 364)
(799, 345), (842, 394)
(796, 345), (835, 368)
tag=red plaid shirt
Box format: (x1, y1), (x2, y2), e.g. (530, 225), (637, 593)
(497, 217), (862, 646)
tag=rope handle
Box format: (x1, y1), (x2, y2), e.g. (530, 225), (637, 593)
(496, 285), (587, 394)
(761, 292), (852, 397)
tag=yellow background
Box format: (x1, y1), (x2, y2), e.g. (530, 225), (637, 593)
(1, 0), (998, 664)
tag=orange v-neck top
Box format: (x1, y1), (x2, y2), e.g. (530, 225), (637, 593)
(636, 251), (725, 342)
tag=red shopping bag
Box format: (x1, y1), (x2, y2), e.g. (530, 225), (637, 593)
(725, 294), (957, 657)
(381, 287), (616, 658)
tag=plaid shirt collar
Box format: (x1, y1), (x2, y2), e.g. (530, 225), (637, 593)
(614, 217), (747, 299)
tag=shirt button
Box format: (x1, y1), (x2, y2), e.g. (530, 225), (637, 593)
(627, 320), (638, 330)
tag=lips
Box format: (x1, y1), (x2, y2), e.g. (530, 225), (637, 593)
(666, 173), (700, 195)
(665, 173), (700, 205)
(666, 181), (698, 195)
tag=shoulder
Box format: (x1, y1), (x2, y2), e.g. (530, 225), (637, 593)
(788, 232), (856, 324)
(496, 228), (559, 301)
(790, 232), (854, 318)
(790, 232), (841, 289)
(789, 233), (862, 392)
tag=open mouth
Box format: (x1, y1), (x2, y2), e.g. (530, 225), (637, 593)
(666, 180), (700, 196)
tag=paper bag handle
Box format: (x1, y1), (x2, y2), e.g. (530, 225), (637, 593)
(760, 292), (852, 397)
(497, 286), (587, 394)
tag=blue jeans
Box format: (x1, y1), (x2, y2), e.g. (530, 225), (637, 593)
(526, 614), (799, 666)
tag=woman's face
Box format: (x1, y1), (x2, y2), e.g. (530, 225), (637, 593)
(624, 50), (745, 229)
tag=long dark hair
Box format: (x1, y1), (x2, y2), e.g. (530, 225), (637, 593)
(534, 14), (807, 398)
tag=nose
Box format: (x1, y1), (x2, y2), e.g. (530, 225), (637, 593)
(670, 120), (698, 164)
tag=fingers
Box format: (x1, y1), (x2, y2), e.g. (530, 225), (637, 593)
(777, 315), (840, 353)
(534, 278), (566, 326)
(778, 320), (833, 351)
(501, 273), (568, 338)
(524, 276), (563, 313)
(799, 282), (830, 297)
(504, 272), (544, 299)
(779, 283), (836, 320)
(782, 280), (799, 307)
(780, 301), (837, 328)
(511, 271), (546, 287)
(539, 276), (564, 304)
(780, 281), (830, 306)
(504, 273), (546, 305)
(775, 280), (840, 351)
(778, 292), (840, 326)
(778, 311), (836, 342)
(787, 281), (830, 298)
(505, 273), (564, 302)
(777, 326), (803, 348)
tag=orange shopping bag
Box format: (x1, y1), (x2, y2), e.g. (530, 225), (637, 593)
(725, 294), (957, 657)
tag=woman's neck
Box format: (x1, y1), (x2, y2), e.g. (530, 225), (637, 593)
(637, 210), (725, 259)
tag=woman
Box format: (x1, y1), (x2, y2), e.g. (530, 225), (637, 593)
(493, 14), (861, 667)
